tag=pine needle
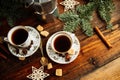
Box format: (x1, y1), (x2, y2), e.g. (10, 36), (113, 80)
(0, 0), (31, 27)
(59, 0), (115, 36)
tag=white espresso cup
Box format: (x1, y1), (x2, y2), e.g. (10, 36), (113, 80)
(51, 31), (75, 54)
(4, 26), (31, 48)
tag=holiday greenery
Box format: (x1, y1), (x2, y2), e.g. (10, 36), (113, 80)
(59, 0), (115, 36)
(0, 0), (115, 36)
(0, 0), (31, 27)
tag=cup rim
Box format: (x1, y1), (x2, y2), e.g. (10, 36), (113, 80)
(51, 33), (73, 54)
(7, 26), (29, 47)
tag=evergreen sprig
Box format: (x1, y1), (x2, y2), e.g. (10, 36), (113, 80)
(64, 19), (80, 32)
(0, 0), (31, 27)
(59, 0), (114, 36)
(76, 2), (95, 20)
(97, 0), (114, 29)
(59, 11), (80, 32)
(76, 2), (95, 36)
(59, 11), (79, 22)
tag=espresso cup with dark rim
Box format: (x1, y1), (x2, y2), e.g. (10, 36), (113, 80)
(4, 26), (31, 48)
(51, 32), (74, 54)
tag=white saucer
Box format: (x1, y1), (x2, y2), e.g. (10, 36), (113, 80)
(46, 31), (80, 64)
(8, 26), (41, 57)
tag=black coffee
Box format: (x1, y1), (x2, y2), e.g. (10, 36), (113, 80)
(54, 35), (71, 52)
(11, 29), (28, 45)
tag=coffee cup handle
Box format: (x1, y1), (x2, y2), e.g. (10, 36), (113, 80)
(4, 37), (9, 43)
(4, 37), (15, 47)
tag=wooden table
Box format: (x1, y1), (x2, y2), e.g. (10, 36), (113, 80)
(80, 57), (120, 80)
(0, 0), (120, 80)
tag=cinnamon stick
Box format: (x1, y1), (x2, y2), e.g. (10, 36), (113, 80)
(94, 26), (112, 49)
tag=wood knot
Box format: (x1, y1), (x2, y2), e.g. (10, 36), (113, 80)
(88, 57), (99, 68)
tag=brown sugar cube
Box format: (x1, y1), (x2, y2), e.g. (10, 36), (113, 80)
(56, 69), (62, 76)
(67, 49), (75, 55)
(19, 57), (25, 61)
(36, 25), (44, 32)
(40, 31), (49, 37)
(47, 63), (53, 70)
(41, 57), (46, 63)
(40, 57), (48, 66)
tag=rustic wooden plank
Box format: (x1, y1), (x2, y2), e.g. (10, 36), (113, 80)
(3, 22), (120, 80)
(80, 57), (120, 80)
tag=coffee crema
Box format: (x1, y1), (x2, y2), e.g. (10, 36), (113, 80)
(11, 29), (28, 45)
(53, 35), (71, 52)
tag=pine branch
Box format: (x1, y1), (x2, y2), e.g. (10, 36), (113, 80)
(76, 2), (95, 36)
(59, 10), (80, 32)
(59, 0), (115, 36)
(0, 0), (31, 27)
(63, 19), (80, 32)
(80, 19), (93, 36)
(59, 11), (79, 22)
(97, 0), (114, 29)
(76, 2), (95, 20)
(7, 17), (14, 27)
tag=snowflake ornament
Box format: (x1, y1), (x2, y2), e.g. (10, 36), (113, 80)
(27, 66), (49, 80)
(60, 0), (79, 11)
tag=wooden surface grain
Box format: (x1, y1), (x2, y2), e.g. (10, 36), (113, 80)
(0, 0), (120, 80)
(80, 57), (120, 80)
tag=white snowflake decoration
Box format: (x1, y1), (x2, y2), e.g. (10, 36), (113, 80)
(27, 66), (49, 80)
(60, 0), (79, 11)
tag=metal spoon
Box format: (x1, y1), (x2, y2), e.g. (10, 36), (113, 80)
(40, 40), (48, 66)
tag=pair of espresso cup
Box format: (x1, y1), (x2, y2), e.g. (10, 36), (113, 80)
(5, 26), (74, 54)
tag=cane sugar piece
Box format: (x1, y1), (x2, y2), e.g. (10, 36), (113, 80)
(40, 57), (48, 66)
(67, 49), (74, 55)
(41, 57), (46, 63)
(56, 69), (62, 76)
(19, 57), (25, 61)
(47, 63), (53, 70)
(37, 25), (44, 32)
(40, 31), (49, 37)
